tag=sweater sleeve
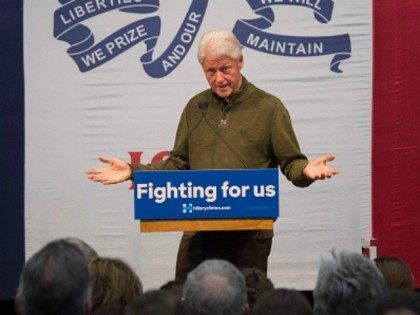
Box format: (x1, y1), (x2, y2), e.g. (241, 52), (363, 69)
(270, 104), (314, 188)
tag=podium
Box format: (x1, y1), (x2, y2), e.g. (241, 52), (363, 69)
(134, 169), (279, 232)
(140, 219), (274, 232)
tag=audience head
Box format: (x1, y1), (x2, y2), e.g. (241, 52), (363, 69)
(251, 288), (313, 315)
(125, 290), (189, 315)
(93, 305), (124, 315)
(63, 237), (98, 262)
(160, 279), (184, 301)
(370, 290), (420, 315)
(17, 238), (91, 315)
(313, 250), (386, 315)
(374, 256), (414, 291)
(241, 267), (274, 309)
(183, 259), (249, 315)
(89, 256), (143, 312)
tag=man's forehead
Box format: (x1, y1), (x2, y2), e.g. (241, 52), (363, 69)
(202, 56), (237, 67)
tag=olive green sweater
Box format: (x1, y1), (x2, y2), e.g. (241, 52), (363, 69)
(132, 77), (312, 186)
(131, 77), (313, 237)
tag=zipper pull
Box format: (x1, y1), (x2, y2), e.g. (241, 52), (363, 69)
(219, 111), (228, 129)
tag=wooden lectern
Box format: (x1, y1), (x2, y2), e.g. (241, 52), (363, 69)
(134, 169), (279, 233)
(140, 218), (273, 232)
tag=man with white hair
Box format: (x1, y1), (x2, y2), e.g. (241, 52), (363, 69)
(86, 29), (338, 281)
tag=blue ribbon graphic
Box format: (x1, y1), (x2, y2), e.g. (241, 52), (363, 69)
(142, 0), (208, 78)
(53, 0), (208, 77)
(233, 0), (351, 73)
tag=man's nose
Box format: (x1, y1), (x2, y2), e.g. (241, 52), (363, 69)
(215, 71), (225, 82)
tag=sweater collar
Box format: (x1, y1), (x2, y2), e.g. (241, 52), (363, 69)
(212, 76), (252, 108)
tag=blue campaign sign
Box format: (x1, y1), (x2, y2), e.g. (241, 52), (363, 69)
(134, 169), (280, 220)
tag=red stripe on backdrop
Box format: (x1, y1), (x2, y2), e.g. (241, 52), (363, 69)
(373, 0), (420, 288)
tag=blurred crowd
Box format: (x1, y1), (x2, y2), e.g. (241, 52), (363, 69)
(13, 237), (419, 315)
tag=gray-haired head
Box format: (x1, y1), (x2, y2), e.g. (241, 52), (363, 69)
(17, 239), (91, 315)
(197, 30), (242, 64)
(313, 250), (386, 315)
(64, 237), (98, 261)
(183, 259), (248, 315)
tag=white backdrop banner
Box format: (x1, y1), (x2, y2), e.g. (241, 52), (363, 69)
(24, 0), (371, 290)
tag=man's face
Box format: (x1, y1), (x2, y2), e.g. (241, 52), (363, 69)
(201, 55), (244, 101)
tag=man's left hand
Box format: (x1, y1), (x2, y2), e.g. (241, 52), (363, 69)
(303, 155), (339, 180)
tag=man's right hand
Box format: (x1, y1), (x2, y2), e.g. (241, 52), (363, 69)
(85, 156), (131, 185)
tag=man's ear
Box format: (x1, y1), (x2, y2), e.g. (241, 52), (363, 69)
(238, 55), (244, 69)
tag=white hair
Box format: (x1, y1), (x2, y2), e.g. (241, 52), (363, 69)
(314, 250), (386, 315)
(197, 29), (242, 64)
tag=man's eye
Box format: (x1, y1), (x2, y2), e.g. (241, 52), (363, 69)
(222, 67), (231, 74)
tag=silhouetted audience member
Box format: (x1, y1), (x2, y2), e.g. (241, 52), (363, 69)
(183, 259), (249, 315)
(374, 256), (414, 291)
(16, 239), (92, 315)
(89, 257), (143, 313)
(94, 305), (124, 315)
(125, 290), (190, 315)
(160, 280), (184, 301)
(370, 290), (420, 315)
(241, 267), (274, 309)
(313, 250), (386, 315)
(64, 237), (98, 262)
(251, 288), (313, 315)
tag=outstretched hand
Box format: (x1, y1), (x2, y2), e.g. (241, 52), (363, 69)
(303, 155), (339, 180)
(85, 156), (131, 185)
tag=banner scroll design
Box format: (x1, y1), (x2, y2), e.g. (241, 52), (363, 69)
(233, 0), (351, 73)
(53, 0), (208, 77)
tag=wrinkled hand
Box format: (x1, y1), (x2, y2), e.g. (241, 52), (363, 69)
(303, 155), (339, 180)
(85, 156), (131, 185)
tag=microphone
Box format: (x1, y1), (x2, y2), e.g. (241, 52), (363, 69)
(163, 100), (248, 169)
(162, 101), (208, 169)
(198, 101), (208, 111)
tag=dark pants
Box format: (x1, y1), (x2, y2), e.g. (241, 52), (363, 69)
(175, 231), (272, 282)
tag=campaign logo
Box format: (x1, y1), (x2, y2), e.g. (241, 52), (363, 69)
(53, 0), (208, 78)
(233, 0), (351, 73)
(182, 203), (193, 214)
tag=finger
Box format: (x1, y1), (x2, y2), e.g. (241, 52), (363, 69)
(312, 155), (334, 165)
(314, 172), (323, 180)
(102, 179), (118, 185)
(86, 168), (109, 177)
(88, 176), (101, 182)
(99, 156), (114, 164)
(325, 169), (339, 178)
(85, 169), (100, 175)
(329, 168), (339, 175)
(322, 155), (335, 163)
(92, 174), (106, 182)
